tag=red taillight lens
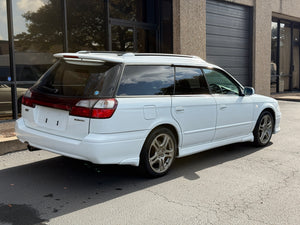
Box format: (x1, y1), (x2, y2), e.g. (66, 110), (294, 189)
(21, 89), (117, 119)
(22, 96), (35, 107)
(63, 55), (79, 59)
(70, 99), (117, 119)
(91, 108), (116, 118)
(70, 106), (92, 118)
(22, 89), (34, 107)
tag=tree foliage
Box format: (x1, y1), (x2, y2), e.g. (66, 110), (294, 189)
(15, 0), (63, 53)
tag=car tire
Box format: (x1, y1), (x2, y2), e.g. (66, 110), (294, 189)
(253, 111), (274, 147)
(139, 127), (176, 177)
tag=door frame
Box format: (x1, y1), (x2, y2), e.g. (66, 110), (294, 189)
(272, 18), (300, 93)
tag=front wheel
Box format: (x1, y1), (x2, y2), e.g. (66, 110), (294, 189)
(253, 111), (274, 147)
(139, 127), (176, 177)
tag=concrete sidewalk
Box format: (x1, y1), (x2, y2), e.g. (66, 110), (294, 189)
(0, 121), (27, 155)
(1, 92), (299, 156)
(272, 92), (300, 102)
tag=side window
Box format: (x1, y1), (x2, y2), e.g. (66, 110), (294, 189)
(117, 65), (174, 96)
(203, 69), (240, 95)
(175, 67), (209, 94)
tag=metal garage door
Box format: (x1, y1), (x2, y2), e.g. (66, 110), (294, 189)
(206, 0), (252, 86)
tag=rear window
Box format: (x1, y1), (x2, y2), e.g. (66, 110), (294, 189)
(33, 60), (121, 98)
(117, 65), (174, 96)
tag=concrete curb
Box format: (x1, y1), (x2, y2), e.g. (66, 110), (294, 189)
(274, 97), (300, 102)
(0, 137), (27, 156)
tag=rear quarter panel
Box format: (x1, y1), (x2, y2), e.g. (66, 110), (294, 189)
(89, 97), (181, 138)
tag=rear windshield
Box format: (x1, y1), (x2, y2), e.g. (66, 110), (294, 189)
(33, 60), (121, 98)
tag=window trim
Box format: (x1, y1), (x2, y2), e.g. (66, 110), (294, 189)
(115, 65), (246, 97)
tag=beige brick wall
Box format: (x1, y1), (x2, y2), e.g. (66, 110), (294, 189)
(173, 0), (300, 95)
(173, 0), (206, 59)
(252, 0), (272, 95)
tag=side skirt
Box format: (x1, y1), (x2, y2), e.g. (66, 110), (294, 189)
(177, 133), (254, 158)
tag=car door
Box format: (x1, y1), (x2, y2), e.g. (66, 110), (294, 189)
(171, 67), (217, 150)
(202, 68), (253, 141)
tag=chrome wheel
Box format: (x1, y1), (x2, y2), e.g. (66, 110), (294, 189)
(258, 114), (273, 145)
(148, 133), (175, 174)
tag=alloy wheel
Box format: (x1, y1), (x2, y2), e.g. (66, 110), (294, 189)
(258, 114), (273, 145)
(148, 133), (175, 174)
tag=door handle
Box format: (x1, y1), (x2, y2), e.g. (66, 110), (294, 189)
(175, 106), (184, 112)
(220, 105), (227, 110)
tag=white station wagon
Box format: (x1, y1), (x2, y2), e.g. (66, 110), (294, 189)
(16, 52), (281, 177)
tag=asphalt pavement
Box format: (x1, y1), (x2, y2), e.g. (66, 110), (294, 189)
(0, 100), (300, 225)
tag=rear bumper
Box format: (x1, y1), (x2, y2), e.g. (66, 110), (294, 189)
(15, 118), (147, 166)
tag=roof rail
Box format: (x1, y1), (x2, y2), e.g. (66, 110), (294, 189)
(134, 53), (199, 58)
(76, 51), (128, 56)
(75, 51), (199, 58)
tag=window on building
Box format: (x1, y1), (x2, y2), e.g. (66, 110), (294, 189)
(2, 0), (173, 121)
(293, 24), (300, 90)
(111, 26), (134, 51)
(110, 0), (156, 23)
(12, 0), (61, 85)
(271, 19), (300, 93)
(271, 21), (278, 93)
(0, 1), (12, 120)
(280, 22), (292, 91)
(67, 0), (106, 52)
(109, 0), (172, 53)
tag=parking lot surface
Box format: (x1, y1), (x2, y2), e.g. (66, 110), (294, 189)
(0, 100), (299, 225)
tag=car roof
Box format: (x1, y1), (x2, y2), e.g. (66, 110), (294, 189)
(53, 51), (219, 68)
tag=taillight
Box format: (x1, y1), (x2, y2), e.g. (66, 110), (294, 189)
(70, 98), (118, 119)
(22, 89), (34, 107)
(21, 89), (117, 119)
(63, 55), (79, 59)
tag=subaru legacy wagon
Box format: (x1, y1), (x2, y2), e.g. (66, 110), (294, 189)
(16, 52), (281, 177)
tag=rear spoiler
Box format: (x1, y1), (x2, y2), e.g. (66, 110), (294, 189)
(53, 53), (124, 63)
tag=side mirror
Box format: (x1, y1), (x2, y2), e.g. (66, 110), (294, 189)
(243, 87), (255, 96)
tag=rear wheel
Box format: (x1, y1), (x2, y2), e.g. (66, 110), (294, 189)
(140, 127), (176, 177)
(253, 111), (274, 147)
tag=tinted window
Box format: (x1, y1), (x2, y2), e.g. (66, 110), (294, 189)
(203, 69), (240, 95)
(34, 60), (121, 98)
(175, 67), (209, 94)
(117, 65), (174, 95)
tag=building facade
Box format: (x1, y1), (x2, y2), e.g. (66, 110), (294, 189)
(0, 0), (300, 121)
(174, 0), (300, 96)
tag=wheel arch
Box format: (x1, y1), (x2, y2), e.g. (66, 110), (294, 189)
(252, 107), (276, 147)
(255, 107), (276, 132)
(143, 123), (180, 156)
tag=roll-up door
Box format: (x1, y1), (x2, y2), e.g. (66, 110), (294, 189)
(206, 0), (252, 86)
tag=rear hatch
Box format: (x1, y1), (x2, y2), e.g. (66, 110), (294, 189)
(22, 56), (121, 140)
